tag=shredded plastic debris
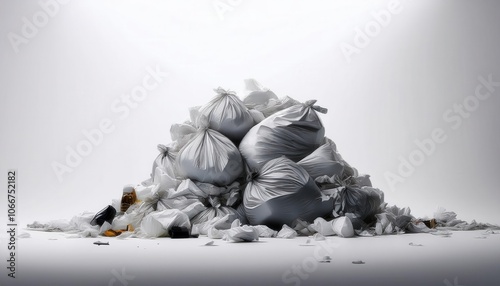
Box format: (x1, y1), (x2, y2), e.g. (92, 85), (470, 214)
(352, 260), (365, 264)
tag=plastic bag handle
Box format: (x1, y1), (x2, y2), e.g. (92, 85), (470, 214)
(304, 99), (328, 114)
(157, 144), (169, 155)
(214, 87), (236, 96)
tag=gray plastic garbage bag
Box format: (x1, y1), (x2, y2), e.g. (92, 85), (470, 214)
(298, 140), (344, 179)
(140, 209), (191, 237)
(177, 117), (244, 186)
(239, 100), (327, 171)
(339, 186), (384, 222)
(243, 157), (333, 229)
(197, 87), (255, 143)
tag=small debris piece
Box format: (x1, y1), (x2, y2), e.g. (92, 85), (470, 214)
(93, 241), (109, 246)
(409, 242), (423, 246)
(319, 256), (332, 263)
(204, 241), (216, 246)
(352, 260), (365, 264)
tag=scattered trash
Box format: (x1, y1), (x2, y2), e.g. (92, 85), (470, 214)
(474, 236), (487, 239)
(319, 256), (332, 263)
(352, 260), (365, 264)
(28, 79), (500, 241)
(91, 205), (117, 227)
(203, 241), (216, 246)
(431, 230), (453, 237)
(93, 241), (109, 246)
(299, 238), (315, 246)
(313, 233), (326, 241)
(409, 242), (423, 246)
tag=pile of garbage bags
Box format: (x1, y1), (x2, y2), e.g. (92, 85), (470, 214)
(28, 79), (499, 239)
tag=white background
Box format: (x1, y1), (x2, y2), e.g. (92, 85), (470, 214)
(1, 0), (499, 226)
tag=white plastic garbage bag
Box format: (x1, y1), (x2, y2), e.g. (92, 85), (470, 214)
(197, 87), (255, 143)
(140, 209), (191, 237)
(177, 117), (244, 186)
(243, 157), (333, 229)
(239, 100), (327, 171)
(151, 144), (178, 179)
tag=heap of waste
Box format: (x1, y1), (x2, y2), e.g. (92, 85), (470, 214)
(28, 79), (499, 240)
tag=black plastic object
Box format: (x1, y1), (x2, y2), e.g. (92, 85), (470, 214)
(169, 226), (190, 238)
(90, 205), (117, 226)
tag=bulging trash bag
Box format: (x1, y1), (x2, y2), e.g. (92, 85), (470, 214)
(151, 144), (178, 178)
(177, 117), (244, 186)
(243, 157), (333, 229)
(330, 186), (384, 223)
(151, 144), (181, 190)
(197, 87), (255, 143)
(298, 140), (344, 179)
(239, 100), (327, 171)
(140, 209), (191, 237)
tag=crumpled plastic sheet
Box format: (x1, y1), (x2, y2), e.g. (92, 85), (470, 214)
(375, 205), (413, 235)
(27, 212), (100, 238)
(277, 224), (298, 239)
(140, 209), (191, 238)
(157, 179), (241, 226)
(293, 219), (317, 236)
(223, 225), (259, 242)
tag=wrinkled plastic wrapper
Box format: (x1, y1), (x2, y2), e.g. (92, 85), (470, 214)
(244, 157), (333, 229)
(27, 212), (100, 238)
(157, 179), (241, 227)
(197, 87), (255, 143)
(177, 117), (244, 186)
(329, 186), (384, 223)
(375, 205), (413, 235)
(140, 209), (191, 237)
(224, 225), (260, 242)
(239, 100), (327, 171)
